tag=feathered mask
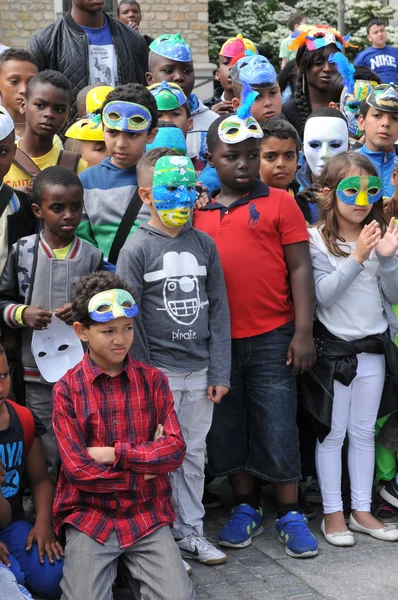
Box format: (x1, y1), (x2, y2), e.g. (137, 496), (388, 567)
(289, 24), (357, 52)
(329, 52), (355, 94)
(218, 83), (263, 145)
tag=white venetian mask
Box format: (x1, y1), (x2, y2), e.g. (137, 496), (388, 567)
(31, 316), (84, 383)
(303, 116), (349, 177)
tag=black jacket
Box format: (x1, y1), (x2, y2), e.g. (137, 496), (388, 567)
(299, 321), (398, 442)
(28, 11), (148, 121)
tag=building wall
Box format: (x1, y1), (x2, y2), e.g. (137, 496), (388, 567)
(140, 0), (210, 63)
(0, 0), (55, 46)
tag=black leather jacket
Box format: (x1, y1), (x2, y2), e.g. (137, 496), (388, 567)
(28, 11), (148, 120)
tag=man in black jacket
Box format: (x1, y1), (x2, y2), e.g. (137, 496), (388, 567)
(28, 0), (148, 121)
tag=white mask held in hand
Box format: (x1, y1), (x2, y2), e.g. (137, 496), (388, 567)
(303, 116), (349, 177)
(32, 315), (84, 383)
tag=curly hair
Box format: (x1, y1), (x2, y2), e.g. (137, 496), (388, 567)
(72, 271), (136, 326)
(316, 152), (387, 257)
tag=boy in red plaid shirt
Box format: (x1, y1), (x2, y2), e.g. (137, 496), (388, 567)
(52, 271), (193, 600)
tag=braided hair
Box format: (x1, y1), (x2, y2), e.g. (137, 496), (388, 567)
(294, 44), (338, 139)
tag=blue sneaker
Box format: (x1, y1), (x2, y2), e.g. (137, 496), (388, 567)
(219, 504), (264, 548)
(275, 511), (318, 558)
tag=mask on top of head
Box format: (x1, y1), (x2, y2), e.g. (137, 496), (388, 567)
(230, 54), (276, 88)
(220, 33), (257, 58)
(288, 23), (356, 53)
(65, 118), (105, 142)
(148, 80), (187, 111)
(149, 33), (192, 62)
(146, 127), (187, 154)
(152, 155), (196, 228)
(102, 101), (152, 133)
(340, 79), (379, 138)
(0, 106), (14, 141)
(218, 82), (264, 145)
(88, 289), (139, 323)
(303, 116), (349, 177)
(32, 316), (84, 383)
(367, 83), (398, 113)
(336, 175), (383, 206)
(86, 85), (114, 116)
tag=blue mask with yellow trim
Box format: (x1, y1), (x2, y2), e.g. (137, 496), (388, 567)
(102, 101), (152, 132)
(88, 289), (138, 322)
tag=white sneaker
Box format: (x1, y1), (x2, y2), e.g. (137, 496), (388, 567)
(177, 533), (227, 565)
(182, 559), (192, 575)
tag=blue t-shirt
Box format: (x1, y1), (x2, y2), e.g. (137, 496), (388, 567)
(354, 46), (398, 84)
(80, 19), (119, 87)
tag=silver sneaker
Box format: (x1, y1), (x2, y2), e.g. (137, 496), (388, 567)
(177, 533), (227, 565)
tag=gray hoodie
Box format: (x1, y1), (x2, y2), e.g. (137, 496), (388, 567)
(116, 223), (231, 387)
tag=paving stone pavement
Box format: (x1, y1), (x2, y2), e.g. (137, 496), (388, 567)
(190, 478), (398, 600)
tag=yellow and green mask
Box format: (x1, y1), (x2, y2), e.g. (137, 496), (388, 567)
(153, 155), (196, 228)
(88, 289), (138, 322)
(336, 175), (383, 206)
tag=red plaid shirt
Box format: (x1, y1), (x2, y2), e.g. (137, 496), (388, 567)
(52, 352), (186, 548)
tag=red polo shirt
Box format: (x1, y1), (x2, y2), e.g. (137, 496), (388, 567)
(194, 180), (309, 339)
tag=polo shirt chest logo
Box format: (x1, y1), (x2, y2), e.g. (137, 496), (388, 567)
(248, 201), (261, 227)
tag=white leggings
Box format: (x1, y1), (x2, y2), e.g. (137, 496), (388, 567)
(316, 353), (385, 514)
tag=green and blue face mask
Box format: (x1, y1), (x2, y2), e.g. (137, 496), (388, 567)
(336, 175), (383, 206)
(152, 155), (197, 228)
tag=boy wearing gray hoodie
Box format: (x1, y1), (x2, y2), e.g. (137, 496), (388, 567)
(116, 148), (230, 569)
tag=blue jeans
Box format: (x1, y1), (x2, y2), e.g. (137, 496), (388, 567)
(207, 322), (301, 483)
(0, 520), (63, 599)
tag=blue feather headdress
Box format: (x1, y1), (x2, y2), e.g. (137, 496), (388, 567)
(328, 52), (355, 94)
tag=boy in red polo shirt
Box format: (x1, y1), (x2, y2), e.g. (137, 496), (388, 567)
(194, 101), (319, 558)
(52, 271), (193, 600)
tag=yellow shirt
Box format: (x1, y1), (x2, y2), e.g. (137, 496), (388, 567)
(14, 242), (73, 325)
(5, 142), (87, 188)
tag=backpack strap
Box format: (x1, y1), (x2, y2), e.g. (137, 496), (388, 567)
(0, 184), (15, 220)
(57, 150), (81, 173)
(13, 148), (41, 179)
(107, 188), (143, 265)
(5, 399), (35, 455)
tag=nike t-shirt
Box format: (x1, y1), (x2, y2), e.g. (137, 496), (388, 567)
(81, 20), (119, 87)
(354, 46), (398, 84)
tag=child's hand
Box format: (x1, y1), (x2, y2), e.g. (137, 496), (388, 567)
(207, 385), (229, 404)
(376, 217), (398, 257)
(352, 221), (381, 264)
(296, 184), (322, 205)
(54, 303), (73, 325)
(87, 446), (115, 464)
(0, 541), (10, 567)
(194, 184), (210, 210)
(22, 306), (52, 330)
(153, 424), (164, 441)
(143, 425), (164, 481)
(0, 460), (5, 486)
(211, 101), (234, 115)
(383, 197), (397, 220)
(25, 521), (64, 565)
(287, 331), (316, 375)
